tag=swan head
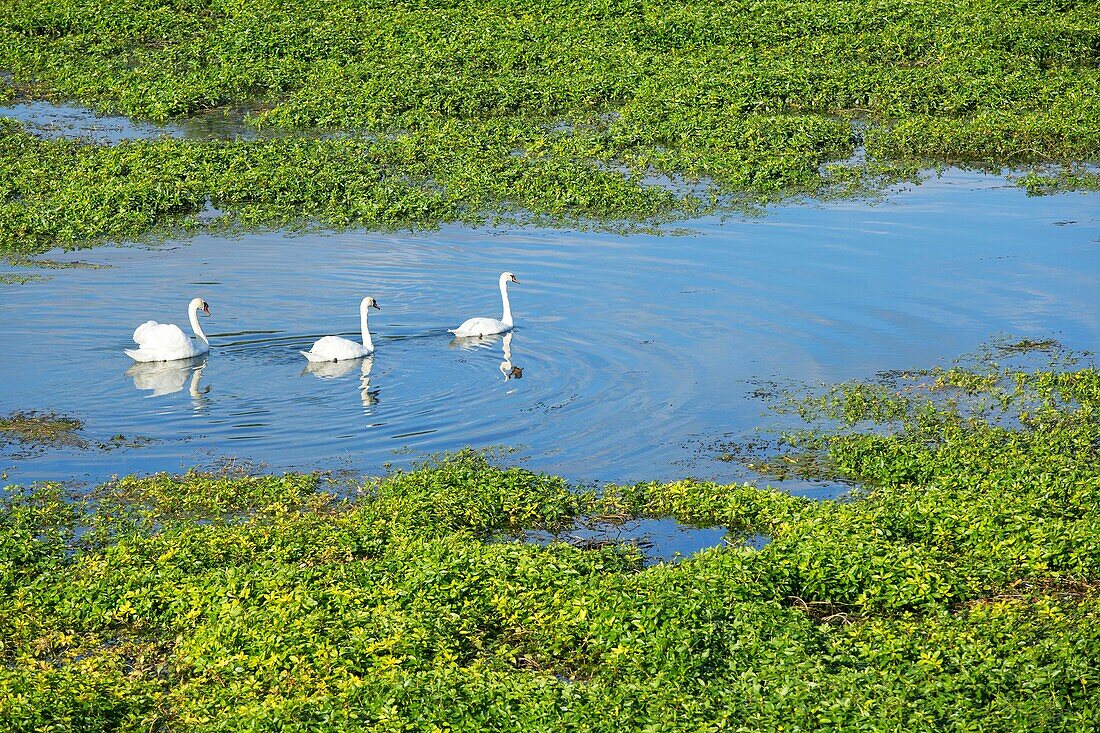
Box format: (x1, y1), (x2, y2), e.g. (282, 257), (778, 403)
(360, 296), (380, 311)
(501, 272), (520, 285)
(190, 297), (211, 316)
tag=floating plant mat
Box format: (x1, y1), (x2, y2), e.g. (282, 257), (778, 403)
(2, 0), (1100, 252)
(4, 339), (1100, 730)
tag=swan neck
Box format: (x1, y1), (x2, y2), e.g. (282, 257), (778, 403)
(499, 276), (513, 328)
(360, 304), (374, 351)
(189, 302), (209, 345)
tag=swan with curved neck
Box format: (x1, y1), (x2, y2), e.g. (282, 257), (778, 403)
(449, 272), (520, 338)
(124, 297), (211, 362)
(301, 296), (379, 362)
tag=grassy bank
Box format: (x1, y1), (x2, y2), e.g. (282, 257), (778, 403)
(4, 349), (1100, 730)
(2, 0), (1099, 253)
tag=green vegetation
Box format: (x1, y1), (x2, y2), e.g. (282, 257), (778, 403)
(5, 345), (1100, 730)
(0, 117), (697, 254)
(1, 0), (1099, 252)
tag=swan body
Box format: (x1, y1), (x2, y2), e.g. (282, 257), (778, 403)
(124, 297), (211, 362)
(450, 272), (520, 337)
(301, 297), (379, 362)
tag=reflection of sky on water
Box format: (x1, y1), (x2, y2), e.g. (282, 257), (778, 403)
(1, 169), (1097, 492)
(0, 100), (261, 143)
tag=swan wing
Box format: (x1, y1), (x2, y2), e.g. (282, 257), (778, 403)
(132, 322), (191, 351)
(132, 320), (160, 342)
(450, 317), (509, 337)
(126, 321), (203, 361)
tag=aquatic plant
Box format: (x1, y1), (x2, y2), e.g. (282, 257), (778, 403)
(0, 119), (699, 254)
(0, 410), (84, 448)
(0, 272), (49, 284)
(0, 410), (150, 454)
(0, 0), (1097, 252)
(4, 345), (1100, 729)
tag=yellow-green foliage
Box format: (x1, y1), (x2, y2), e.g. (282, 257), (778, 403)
(1, 0), (1098, 252)
(4, 352), (1100, 731)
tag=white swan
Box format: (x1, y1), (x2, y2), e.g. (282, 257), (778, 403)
(449, 272), (520, 338)
(125, 297), (211, 362)
(301, 297), (379, 362)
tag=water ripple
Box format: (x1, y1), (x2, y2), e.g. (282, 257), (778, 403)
(2, 171), (1098, 487)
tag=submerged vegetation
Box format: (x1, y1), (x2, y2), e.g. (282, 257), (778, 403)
(0, 410), (150, 455)
(0, 272), (49, 284)
(4, 347), (1100, 730)
(0, 411), (85, 448)
(1, 0), (1099, 252)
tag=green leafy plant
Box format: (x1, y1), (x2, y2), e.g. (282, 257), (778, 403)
(1, 0), (1097, 253)
(4, 345), (1100, 732)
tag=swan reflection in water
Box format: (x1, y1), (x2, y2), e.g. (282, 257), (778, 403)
(125, 354), (211, 407)
(301, 356), (379, 407)
(451, 331), (525, 381)
(499, 331), (523, 381)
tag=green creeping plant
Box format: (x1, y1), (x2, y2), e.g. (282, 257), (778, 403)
(1, 0), (1099, 252)
(4, 349), (1100, 730)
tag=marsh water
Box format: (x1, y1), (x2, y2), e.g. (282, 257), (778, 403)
(4, 170), (1098, 500)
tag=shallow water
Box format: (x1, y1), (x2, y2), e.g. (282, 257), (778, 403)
(2, 171), (1098, 498)
(525, 518), (737, 566)
(0, 100), (259, 142)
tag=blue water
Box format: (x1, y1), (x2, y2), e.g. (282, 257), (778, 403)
(2, 171), (1098, 498)
(0, 100), (260, 142)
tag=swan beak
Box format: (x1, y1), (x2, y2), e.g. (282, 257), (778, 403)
(202, 303), (211, 315)
(511, 276), (520, 284)
(371, 302), (381, 310)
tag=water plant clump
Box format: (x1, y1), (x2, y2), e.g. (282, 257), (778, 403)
(1, 0), (1098, 252)
(4, 344), (1100, 730)
(0, 410), (85, 448)
(0, 410), (150, 455)
(0, 272), (49, 284)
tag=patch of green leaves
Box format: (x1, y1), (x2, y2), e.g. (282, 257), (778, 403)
(5, 356), (1100, 733)
(1, 0), (1097, 250)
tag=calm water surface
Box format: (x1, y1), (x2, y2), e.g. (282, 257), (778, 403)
(2, 172), (1098, 494)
